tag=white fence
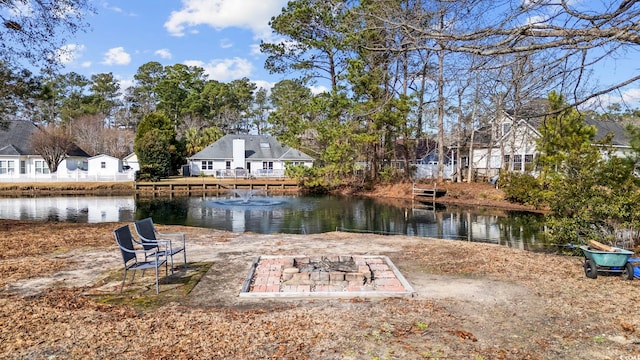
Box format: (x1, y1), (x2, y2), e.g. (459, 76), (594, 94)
(414, 164), (454, 180)
(0, 170), (135, 182)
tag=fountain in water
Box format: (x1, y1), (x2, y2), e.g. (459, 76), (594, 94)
(205, 189), (288, 209)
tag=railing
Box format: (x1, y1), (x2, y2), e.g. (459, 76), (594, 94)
(214, 169), (285, 179)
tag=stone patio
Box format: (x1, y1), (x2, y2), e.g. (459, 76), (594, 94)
(239, 255), (415, 298)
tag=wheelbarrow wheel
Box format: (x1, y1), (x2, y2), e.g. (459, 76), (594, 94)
(622, 262), (635, 280)
(584, 259), (598, 279)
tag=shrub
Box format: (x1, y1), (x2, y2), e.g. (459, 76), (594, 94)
(498, 171), (544, 207)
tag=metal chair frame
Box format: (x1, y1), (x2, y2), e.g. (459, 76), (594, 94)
(114, 225), (168, 294)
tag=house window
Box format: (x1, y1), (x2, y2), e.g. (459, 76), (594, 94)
(262, 161), (273, 170)
(0, 161), (13, 174)
(101, 161), (106, 169)
(525, 154), (534, 164)
(524, 154), (535, 171)
(513, 155), (522, 170)
(225, 161), (231, 169)
(20, 160), (26, 174)
(35, 160), (50, 174)
(201, 161), (213, 170)
(501, 123), (511, 135)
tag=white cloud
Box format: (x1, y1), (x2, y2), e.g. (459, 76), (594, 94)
(309, 85), (329, 95)
(81, 61), (92, 68)
(254, 80), (275, 92)
(584, 87), (640, 110)
(155, 48), (172, 59)
(102, 47), (131, 66)
(220, 38), (233, 49)
(118, 77), (135, 93)
(183, 57), (253, 82)
(55, 44), (85, 64)
(102, 2), (123, 13)
(164, 0), (287, 39)
(526, 15), (547, 25)
(250, 43), (262, 56)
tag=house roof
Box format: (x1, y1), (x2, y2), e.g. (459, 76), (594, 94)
(88, 154), (120, 161)
(584, 117), (631, 147)
(0, 120), (38, 155)
(0, 120), (90, 157)
(189, 134), (314, 162)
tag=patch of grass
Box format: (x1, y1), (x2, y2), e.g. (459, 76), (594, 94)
(415, 321), (429, 331)
(91, 262), (212, 311)
(593, 335), (606, 344)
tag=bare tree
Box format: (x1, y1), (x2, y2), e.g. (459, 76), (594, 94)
(67, 114), (103, 156)
(68, 114), (134, 157)
(366, 0), (640, 107)
(31, 126), (72, 173)
(0, 0), (94, 69)
(101, 128), (134, 159)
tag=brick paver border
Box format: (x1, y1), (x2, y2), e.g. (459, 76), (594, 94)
(239, 255), (415, 298)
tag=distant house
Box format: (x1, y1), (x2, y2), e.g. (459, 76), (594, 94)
(461, 99), (633, 179)
(187, 134), (314, 178)
(0, 120), (134, 182)
(87, 154), (124, 177)
(0, 120), (90, 180)
(123, 153), (139, 172)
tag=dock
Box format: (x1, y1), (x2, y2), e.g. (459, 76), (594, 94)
(134, 178), (299, 194)
(412, 184), (447, 203)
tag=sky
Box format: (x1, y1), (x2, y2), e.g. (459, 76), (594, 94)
(57, 0), (640, 110)
(60, 0), (296, 92)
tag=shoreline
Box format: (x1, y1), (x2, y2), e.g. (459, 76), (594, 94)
(0, 180), (541, 213)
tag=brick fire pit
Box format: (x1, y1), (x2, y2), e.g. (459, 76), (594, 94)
(240, 255), (415, 298)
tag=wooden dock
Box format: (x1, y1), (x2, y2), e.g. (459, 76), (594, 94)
(412, 184), (447, 203)
(134, 178), (299, 194)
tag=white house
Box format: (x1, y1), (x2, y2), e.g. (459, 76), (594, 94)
(0, 120), (91, 181)
(123, 152), (140, 172)
(462, 100), (634, 179)
(0, 121), (134, 182)
(87, 154), (123, 177)
(187, 134), (314, 178)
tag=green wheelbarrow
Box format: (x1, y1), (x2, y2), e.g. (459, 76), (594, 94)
(580, 245), (635, 280)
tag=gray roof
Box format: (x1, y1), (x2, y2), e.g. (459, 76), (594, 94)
(0, 120), (37, 155)
(0, 120), (90, 157)
(189, 134), (314, 162)
(467, 111), (633, 149)
(584, 118), (631, 147)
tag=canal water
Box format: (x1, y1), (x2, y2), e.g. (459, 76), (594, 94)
(0, 194), (549, 251)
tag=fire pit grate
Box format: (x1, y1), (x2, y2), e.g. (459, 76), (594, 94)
(240, 255), (415, 298)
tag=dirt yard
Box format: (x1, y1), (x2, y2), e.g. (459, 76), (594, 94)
(1, 212), (640, 359)
(0, 181), (636, 359)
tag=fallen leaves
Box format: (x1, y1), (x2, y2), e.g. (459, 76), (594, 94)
(449, 330), (478, 342)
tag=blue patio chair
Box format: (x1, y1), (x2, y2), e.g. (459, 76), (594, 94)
(114, 224), (167, 294)
(134, 218), (187, 274)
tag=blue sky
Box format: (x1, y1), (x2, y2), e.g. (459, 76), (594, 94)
(59, 0), (294, 92)
(58, 0), (640, 109)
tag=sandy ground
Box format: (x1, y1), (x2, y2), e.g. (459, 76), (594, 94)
(1, 219), (640, 359)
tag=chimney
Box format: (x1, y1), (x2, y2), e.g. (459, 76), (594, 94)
(232, 138), (245, 168)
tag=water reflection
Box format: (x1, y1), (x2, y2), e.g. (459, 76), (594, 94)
(0, 194), (548, 250)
